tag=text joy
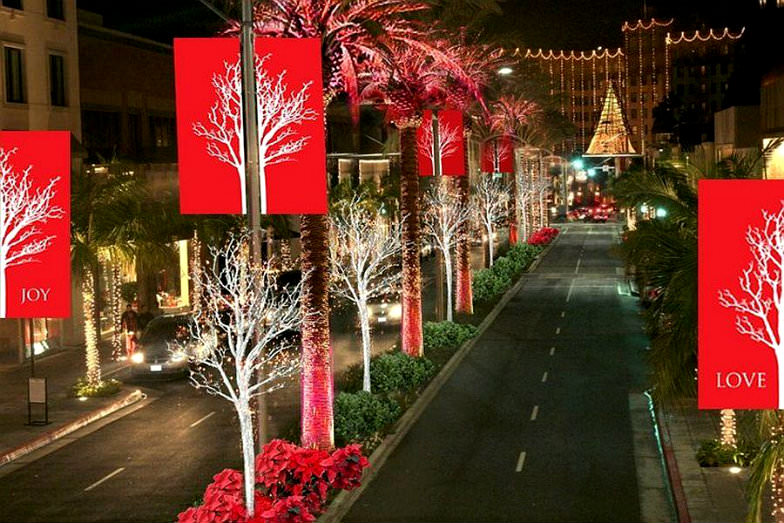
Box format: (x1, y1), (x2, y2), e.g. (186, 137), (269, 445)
(20, 288), (51, 304)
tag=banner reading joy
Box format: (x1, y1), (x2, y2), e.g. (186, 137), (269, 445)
(699, 180), (784, 409)
(417, 109), (465, 177)
(0, 131), (70, 319)
(175, 37), (327, 215)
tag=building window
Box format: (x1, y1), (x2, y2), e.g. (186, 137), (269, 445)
(49, 54), (66, 106)
(46, 0), (64, 20)
(151, 116), (175, 148)
(1, 0), (22, 9)
(4, 47), (25, 104)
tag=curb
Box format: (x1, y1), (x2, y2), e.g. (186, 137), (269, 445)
(318, 235), (559, 523)
(0, 389), (145, 467)
(655, 406), (692, 523)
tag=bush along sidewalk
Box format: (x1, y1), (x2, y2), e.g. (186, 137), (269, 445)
(334, 320), (478, 453)
(472, 243), (544, 304)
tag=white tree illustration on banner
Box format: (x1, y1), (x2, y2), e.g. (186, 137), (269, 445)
(0, 148), (64, 317)
(193, 55), (317, 214)
(719, 202), (784, 408)
(329, 198), (401, 392)
(188, 234), (300, 516)
(418, 118), (460, 176)
(423, 181), (472, 321)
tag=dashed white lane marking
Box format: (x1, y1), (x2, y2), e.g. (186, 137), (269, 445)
(550, 347), (556, 356)
(566, 279), (575, 302)
(84, 468), (125, 492)
(530, 405), (539, 421)
(561, 311), (566, 318)
(190, 411), (216, 428)
(555, 327), (561, 335)
(542, 371), (548, 383)
(515, 451), (527, 472)
(575, 258), (581, 274)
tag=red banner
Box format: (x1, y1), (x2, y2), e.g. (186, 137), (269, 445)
(0, 131), (70, 318)
(417, 110), (465, 177)
(175, 38), (327, 215)
(480, 137), (514, 174)
(699, 180), (784, 409)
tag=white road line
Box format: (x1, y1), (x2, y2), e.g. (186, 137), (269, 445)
(84, 467), (125, 492)
(189, 411), (216, 428)
(515, 451), (527, 472)
(530, 405), (539, 421)
(541, 371), (548, 383)
(555, 327), (561, 335)
(561, 311), (566, 318)
(574, 258), (581, 274)
(566, 279), (575, 302)
(549, 347), (556, 356)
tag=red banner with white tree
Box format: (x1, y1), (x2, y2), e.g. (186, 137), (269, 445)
(174, 37), (327, 215)
(480, 136), (514, 174)
(0, 131), (70, 319)
(417, 109), (465, 177)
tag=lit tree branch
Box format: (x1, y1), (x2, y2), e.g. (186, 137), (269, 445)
(329, 197), (401, 392)
(472, 176), (510, 267)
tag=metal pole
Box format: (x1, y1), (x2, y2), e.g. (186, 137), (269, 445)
(240, 0), (267, 447)
(562, 159), (569, 221)
(432, 112), (445, 322)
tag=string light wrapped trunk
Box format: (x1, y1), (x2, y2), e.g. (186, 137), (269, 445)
(82, 271), (101, 386)
(399, 123), (423, 357)
(454, 130), (473, 315)
(720, 408), (737, 448)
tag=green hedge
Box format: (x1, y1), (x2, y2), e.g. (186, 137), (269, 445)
(472, 243), (543, 304)
(423, 321), (479, 351)
(695, 439), (757, 467)
(334, 391), (401, 447)
(340, 352), (436, 394)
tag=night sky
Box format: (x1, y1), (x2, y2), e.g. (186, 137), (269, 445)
(77, 0), (757, 50)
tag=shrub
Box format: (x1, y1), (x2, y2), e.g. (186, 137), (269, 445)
(177, 440), (369, 523)
(334, 391), (401, 446)
(695, 439), (757, 467)
(423, 321), (478, 351)
(71, 377), (122, 398)
(507, 243), (542, 270)
(472, 268), (511, 304)
(370, 352), (435, 394)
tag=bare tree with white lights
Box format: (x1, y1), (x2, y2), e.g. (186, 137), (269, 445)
(193, 55), (317, 214)
(418, 118), (461, 176)
(718, 202), (784, 408)
(329, 198), (401, 392)
(0, 148), (64, 318)
(516, 174), (534, 243)
(473, 176), (510, 267)
(188, 234), (301, 516)
(423, 181), (472, 321)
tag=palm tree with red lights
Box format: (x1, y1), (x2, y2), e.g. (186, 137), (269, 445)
(236, 0), (429, 450)
(363, 38), (483, 355)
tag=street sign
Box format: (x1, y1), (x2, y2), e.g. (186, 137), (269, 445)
(27, 377), (48, 425)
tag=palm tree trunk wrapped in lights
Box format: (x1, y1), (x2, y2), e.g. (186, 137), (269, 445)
(508, 171), (518, 245)
(399, 124), (424, 357)
(720, 409), (737, 448)
(82, 271), (101, 386)
(454, 146), (473, 315)
(299, 213), (334, 450)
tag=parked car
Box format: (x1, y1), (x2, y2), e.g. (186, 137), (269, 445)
(367, 292), (402, 326)
(129, 314), (195, 379)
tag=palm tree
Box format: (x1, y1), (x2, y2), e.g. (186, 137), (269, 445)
(243, 0), (428, 450)
(363, 38), (482, 356)
(71, 165), (150, 387)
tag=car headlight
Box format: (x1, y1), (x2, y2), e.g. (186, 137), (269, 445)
(131, 352), (145, 364)
(389, 304), (402, 320)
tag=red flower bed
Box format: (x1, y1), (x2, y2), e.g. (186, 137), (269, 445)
(527, 227), (559, 246)
(178, 440), (369, 523)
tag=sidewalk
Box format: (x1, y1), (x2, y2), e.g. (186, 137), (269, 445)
(661, 400), (749, 523)
(0, 340), (138, 464)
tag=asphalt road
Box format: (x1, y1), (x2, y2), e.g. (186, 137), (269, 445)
(343, 223), (650, 522)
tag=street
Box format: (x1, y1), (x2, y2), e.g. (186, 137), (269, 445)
(343, 223), (651, 522)
(0, 240), (495, 522)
